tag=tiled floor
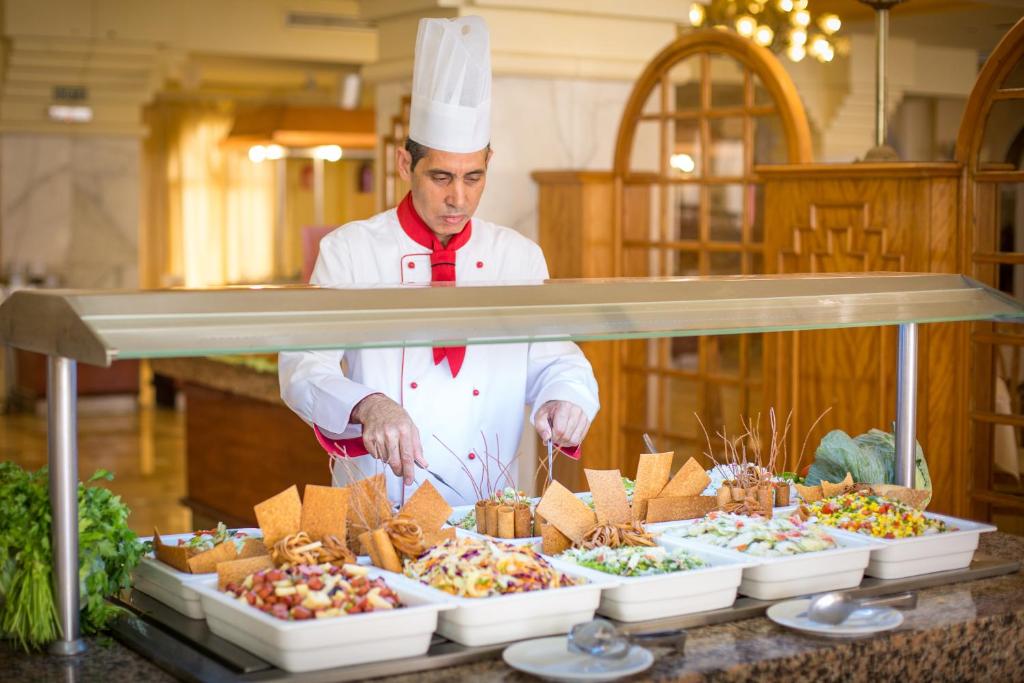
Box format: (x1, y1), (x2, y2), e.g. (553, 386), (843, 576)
(1, 405), (192, 535)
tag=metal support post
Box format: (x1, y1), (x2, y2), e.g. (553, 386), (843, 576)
(874, 6), (889, 148)
(894, 323), (918, 488)
(47, 356), (86, 655)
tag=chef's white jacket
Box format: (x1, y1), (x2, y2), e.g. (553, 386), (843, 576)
(278, 207), (600, 505)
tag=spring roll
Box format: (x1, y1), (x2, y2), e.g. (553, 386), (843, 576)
(514, 503), (532, 538)
(497, 505), (515, 538)
(484, 501), (499, 536)
(370, 528), (403, 573)
(475, 500), (487, 534)
(774, 482), (791, 507)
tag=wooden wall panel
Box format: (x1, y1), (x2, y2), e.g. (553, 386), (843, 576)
(761, 163), (966, 515)
(533, 171), (615, 491)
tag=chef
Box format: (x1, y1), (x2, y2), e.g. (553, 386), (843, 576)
(278, 16), (600, 505)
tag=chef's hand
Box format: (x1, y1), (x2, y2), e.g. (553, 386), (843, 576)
(534, 400), (590, 447)
(351, 393), (428, 485)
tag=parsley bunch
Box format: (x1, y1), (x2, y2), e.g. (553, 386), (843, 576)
(0, 462), (143, 650)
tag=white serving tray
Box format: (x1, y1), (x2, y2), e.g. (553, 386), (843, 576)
(540, 543), (756, 622)
(658, 520), (881, 600)
(132, 529), (262, 620)
(191, 570), (453, 673)
(388, 565), (617, 646)
(783, 508), (997, 580)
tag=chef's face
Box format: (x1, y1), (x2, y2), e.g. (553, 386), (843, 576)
(397, 144), (491, 243)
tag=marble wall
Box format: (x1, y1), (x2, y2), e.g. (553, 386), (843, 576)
(478, 76), (633, 241)
(1, 133), (140, 289)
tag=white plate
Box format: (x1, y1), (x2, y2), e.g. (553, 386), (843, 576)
(658, 520), (881, 600)
(132, 529), (262, 619)
(502, 636), (653, 682)
(540, 543), (755, 622)
(191, 570), (453, 672)
(778, 506), (997, 579)
(767, 598), (903, 638)
(390, 565), (617, 646)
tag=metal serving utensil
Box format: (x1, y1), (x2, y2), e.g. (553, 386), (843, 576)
(568, 619), (687, 660)
(642, 432), (658, 455)
(547, 439), (554, 488)
(807, 591), (917, 625)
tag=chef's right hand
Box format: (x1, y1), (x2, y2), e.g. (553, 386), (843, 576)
(350, 393), (428, 485)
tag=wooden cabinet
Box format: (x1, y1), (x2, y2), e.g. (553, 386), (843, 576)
(757, 163), (967, 515)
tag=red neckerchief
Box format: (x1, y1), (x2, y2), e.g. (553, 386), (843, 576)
(397, 192), (472, 377)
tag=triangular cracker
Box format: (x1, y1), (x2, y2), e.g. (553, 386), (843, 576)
(186, 538), (239, 574)
(254, 485), (302, 546)
(398, 480), (452, 534)
(584, 469), (631, 525)
(660, 457), (711, 498)
(536, 480), (597, 543)
(301, 484), (349, 542)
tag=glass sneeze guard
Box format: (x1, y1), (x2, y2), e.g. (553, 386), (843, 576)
(1, 273), (1021, 367)
(2, 271), (1023, 655)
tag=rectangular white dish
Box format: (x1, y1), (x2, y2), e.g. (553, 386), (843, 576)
(132, 529), (261, 619)
(541, 543), (755, 622)
(389, 566), (617, 646)
(658, 522), (881, 600)
(787, 509), (997, 579)
(190, 570), (453, 673)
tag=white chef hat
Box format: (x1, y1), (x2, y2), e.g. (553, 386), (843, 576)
(408, 16), (491, 154)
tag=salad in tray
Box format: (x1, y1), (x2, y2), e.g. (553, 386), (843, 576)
(178, 522), (258, 553)
(557, 545), (706, 577)
(223, 563), (402, 621)
(404, 537), (580, 597)
(666, 511), (838, 557)
(800, 493), (950, 539)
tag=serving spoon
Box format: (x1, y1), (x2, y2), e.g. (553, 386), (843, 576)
(568, 619), (687, 659)
(807, 590), (917, 625)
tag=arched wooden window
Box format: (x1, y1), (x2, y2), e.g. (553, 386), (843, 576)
(610, 30), (811, 471)
(956, 17), (1024, 532)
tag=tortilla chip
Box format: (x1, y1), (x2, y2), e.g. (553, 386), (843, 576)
(186, 539), (239, 574)
(152, 529), (192, 573)
(633, 452), (674, 518)
(238, 537), (268, 559)
(585, 469), (631, 525)
(217, 555), (274, 591)
(795, 483), (824, 503)
(254, 485), (302, 547)
(660, 457), (711, 498)
(541, 523), (572, 555)
(536, 480), (597, 543)
(872, 484), (930, 509)
(301, 484), (349, 542)
(346, 475), (392, 546)
(645, 495), (719, 523)
(821, 473), (854, 499)
(398, 480), (452, 533)
(423, 526), (456, 548)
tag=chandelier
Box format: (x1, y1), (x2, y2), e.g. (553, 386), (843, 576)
(689, 0), (842, 63)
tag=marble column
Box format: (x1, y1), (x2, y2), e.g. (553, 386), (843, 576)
(1, 133), (140, 289)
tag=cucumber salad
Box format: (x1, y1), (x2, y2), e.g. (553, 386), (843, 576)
(667, 512), (837, 557)
(557, 545), (706, 577)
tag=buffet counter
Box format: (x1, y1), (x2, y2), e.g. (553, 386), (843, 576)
(5, 532), (1021, 682)
(150, 357), (331, 528)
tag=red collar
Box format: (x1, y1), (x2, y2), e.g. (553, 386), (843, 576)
(397, 193), (472, 252)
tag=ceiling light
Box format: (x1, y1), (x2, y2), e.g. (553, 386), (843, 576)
(313, 145), (343, 162)
(670, 153), (696, 173)
(735, 15), (757, 37)
(689, 3), (705, 26)
(820, 13), (841, 34)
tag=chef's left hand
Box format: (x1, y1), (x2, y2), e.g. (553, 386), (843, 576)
(534, 400), (590, 447)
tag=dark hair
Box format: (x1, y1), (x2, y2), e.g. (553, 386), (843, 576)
(404, 138), (430, 171)
(404, 137), (491, 171)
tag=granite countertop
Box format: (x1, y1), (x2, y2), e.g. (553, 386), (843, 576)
(4, 533), (1023, 682)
